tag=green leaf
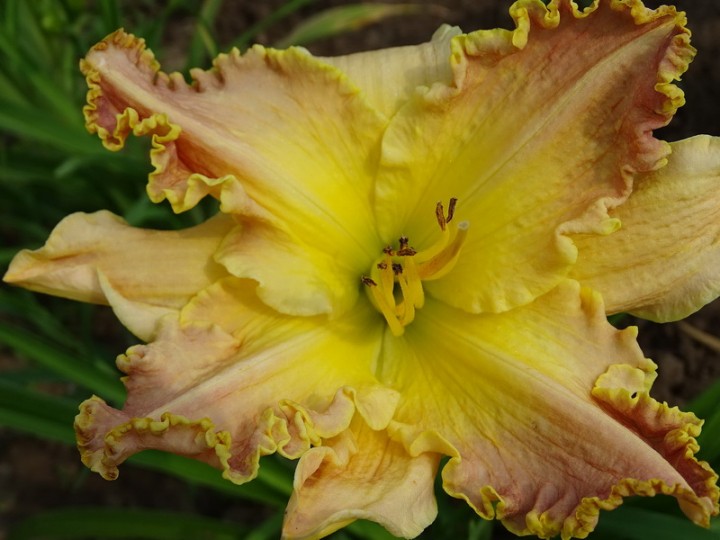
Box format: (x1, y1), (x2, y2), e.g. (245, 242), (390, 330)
(689, 376), (720, 421)
(186, 0), (223, 68)
(592, 506), (720, 540)
(346, 520), (397, 540)
(7, 507), (246, 540)
(232, 0), (316, 51)
(243, 512), (284, 540)
(274, 3), (433, 48)
(129, 451), (288, 507)
(467, 519), (494, 540)
(0, 322), (126, 404)
(0, 98), (99, 155)
(697, 408), (720, 463)
(0, 379), (290, 506)
(0, 381), (78, 445)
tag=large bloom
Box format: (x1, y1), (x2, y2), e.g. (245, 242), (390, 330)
(5, 0), (720, 538)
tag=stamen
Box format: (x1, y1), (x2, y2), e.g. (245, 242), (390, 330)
(397, 236), (417, 256)
(435, 201), (447, 231)
(363, 197), (466, 336)
(417, 220), (469, 280)
(447, 197), (457, 223)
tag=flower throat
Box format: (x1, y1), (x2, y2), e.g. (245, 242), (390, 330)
(362, 198), (469, 336)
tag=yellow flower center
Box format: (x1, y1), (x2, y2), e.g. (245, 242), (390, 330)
(362, 199), (469, 336)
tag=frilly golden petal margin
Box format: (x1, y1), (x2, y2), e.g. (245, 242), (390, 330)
(75, 384), (397, 485)
(80, 29), (387, 318)
(375, 0), (695, 316)
(82, 48), (243, 215)
(443, 375), (720, 540)
(75, 396), (234, 481)
(377, 281), (717, 540)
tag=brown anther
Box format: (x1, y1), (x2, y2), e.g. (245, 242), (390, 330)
(399, 236), (409, 248)
(383, 246), (394, 255)
(447, 198), (458, 223)
(377, 262), (388, 270)
(392, 263), (403, 275)
(397, 246), (417, 256)
(361, 276), (377, 286)
(435, 201), (447, 231)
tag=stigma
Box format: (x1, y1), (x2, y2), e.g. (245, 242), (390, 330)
(362, 198), (469, 336)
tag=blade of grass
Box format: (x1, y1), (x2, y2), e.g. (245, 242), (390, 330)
(233, 0), (317, 51)
(0, 380), (290, 506)
(132, 451), (288, 506)
(8, 507), (246, 540)
(467, 519), (494, 540)
(346, 520), (397, 540)
(697, 408), (720, 462)
(0, 99), (101, 155)
(0, 322), (126, 403)
(592, 506), (720, 539)
(688, 376), (720, 420)
(186, 0), (224, 68)
(274, 3), (432, 48)
(0, 379), (78, 424)
(99, 0), (122, 34)
(243, 511), (284, 540)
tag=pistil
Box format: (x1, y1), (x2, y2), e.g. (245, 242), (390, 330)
(363, 199), (469, 336)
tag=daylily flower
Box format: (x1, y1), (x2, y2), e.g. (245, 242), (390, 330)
(4, 0), (720, 538)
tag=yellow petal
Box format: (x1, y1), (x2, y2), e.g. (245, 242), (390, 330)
(320, 24), (459, 118)
(82, 30), (388, 316)
(215, 219), (357, 317)
(75, 277), (399, 483)
(571, 135), (720, 322)
(283, 417), (438, 540)
(374, 0), (693, 314)
(3, 211), (231, 340)
(377, 280), (718, 538)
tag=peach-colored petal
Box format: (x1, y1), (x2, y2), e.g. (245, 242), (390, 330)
(376, 280), (718, 538)
(374, 0), (693, 314)
(571, 135), (720, 322)
(3, 211), (231, 340)
(320, 24), (459, 118)
(283, 417), (439, 540)
(81, 30), (388, 317)
(75, 277), (399, 483)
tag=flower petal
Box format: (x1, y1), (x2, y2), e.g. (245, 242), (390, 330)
(82, 30), (388, 316)
(319, 24), (459, 118)
(374, 0), (693, 314)
(214, 219), (357, 317)
(571, 135), (720, 322)
(283, 417), (438, 540)
(3, 211), (231, 340)
(377, 280), (718, 538)
(75, 277), (399, 483)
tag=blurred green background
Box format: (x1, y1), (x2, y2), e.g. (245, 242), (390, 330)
(0, 1), (719, 539)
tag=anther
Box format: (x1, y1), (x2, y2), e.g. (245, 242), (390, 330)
(383, 246), (394, 255)
(435, 201), (447, 231)
(392, 263), (403, 275)
(447, 198), (457, 223)
(377, 262), (388, 270)
(361, 276), (377, 286)
(397, 246), (417, 256)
